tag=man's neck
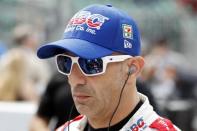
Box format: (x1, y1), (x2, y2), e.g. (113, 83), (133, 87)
(85, 99), (143, 131)
(87, 86), (140, 129)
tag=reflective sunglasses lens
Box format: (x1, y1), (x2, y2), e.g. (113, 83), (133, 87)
(78, 58), (103, 75)
(57, 56), (72, 74)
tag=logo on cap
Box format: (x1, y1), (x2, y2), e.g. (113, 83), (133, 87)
(122, 24), (133, 39)
(124, 40), (132, 48)
(65, 11), (109, 35)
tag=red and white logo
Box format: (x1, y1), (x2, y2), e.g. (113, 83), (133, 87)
(130, 117), (147, 131)
(67, 11), (109, 30)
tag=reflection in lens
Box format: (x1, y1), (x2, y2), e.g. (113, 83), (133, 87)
(79, 58), (103, 74)
(57, 56), (72, 74)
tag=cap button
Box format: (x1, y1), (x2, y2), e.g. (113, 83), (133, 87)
(106, 4), (112, 7)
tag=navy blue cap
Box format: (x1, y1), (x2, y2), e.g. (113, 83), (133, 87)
(37, 4), (141, 59)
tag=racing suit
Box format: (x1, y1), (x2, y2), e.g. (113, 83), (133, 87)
(56, 93), (181, 131)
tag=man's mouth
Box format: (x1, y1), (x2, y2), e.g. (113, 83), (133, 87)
(73, 93), (91, 103)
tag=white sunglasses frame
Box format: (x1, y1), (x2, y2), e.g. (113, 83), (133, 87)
(56, 54), (132, 76)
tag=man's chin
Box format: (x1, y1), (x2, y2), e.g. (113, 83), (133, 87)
(75, 104), (94, 116)
(76, 103), (87, 111)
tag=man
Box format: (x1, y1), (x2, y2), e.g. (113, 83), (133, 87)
(37, 4), (181, 131)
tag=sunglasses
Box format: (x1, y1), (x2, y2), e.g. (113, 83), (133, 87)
(56, 54), (132, 76)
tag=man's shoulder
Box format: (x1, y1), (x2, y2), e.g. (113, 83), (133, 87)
(149, 117), (180, 131)
(56, 115), (84, 131)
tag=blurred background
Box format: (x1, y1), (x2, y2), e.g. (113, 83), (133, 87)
(0, 0), (197, 131)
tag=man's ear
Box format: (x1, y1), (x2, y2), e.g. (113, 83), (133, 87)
(127, 56), (145, 76)
(128, 65), (137, 75)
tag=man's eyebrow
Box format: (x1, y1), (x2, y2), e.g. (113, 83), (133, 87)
(112, 52), (126, 56)
(64, 52), (76, 57)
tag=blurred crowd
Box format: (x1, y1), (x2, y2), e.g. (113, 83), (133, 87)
(0, 0), (197, 131)
(0, 24), (51, 101)
(140, 38), (197, 130)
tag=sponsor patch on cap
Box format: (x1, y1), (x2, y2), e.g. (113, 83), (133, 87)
(122, 24), (133, 39)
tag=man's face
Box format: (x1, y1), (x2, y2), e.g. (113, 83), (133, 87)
(68, 57), (126, 118)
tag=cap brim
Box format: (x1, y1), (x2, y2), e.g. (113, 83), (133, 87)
(37, 39), (113, 59)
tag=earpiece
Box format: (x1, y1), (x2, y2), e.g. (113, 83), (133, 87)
(128, 65), (136, 75)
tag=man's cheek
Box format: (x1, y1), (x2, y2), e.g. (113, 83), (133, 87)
(68, 77), (74, 87)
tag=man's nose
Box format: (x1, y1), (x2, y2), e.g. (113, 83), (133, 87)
(69, 64), (87, 85)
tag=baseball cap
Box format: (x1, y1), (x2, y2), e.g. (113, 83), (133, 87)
(37, 4), (141, 59)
